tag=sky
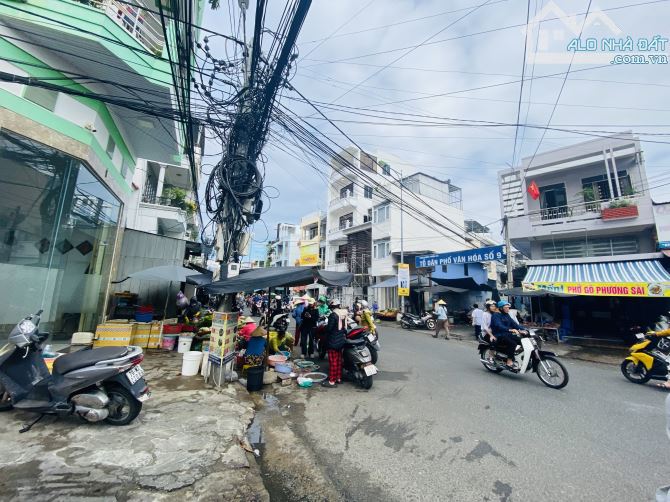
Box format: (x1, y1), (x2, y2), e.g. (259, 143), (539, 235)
(201, 0), (670, 260)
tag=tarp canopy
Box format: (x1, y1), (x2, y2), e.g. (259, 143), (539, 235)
(115, 265), (211, 286)
(430, 277), (493, 291)
(500, 287), (576, 298)
(203, 266), (353, 294)
(415, 285), (469, 294)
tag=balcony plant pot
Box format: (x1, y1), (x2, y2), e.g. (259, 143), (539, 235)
(601, 205), (639, 220)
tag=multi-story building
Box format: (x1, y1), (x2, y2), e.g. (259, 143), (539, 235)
(298, 211), (326, 267)
(500, 134), (656, 261)
(324, 147), (473, 309)
(370, 172), (466, 310)
(0, 0), (203, 339)
(269, 223), (299, 268)
(499, 134), (670, 339)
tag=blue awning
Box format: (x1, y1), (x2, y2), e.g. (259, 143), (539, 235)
(524, 260), (670, 284)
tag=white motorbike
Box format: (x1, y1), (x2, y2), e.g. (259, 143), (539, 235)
(478, 329), (569, 389)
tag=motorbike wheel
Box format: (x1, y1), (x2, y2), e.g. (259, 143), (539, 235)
(105, 385), (142, 426)
(369, 347), (378, 365)
(401, 321), (411, 330)
(0, 382), (13, 411)
(620, 359), (652, 384)
(426, 319), (436, 330)
(536, 356), (569, 389)
(360, 375), (373, 390)
(479, 348), (503, 373)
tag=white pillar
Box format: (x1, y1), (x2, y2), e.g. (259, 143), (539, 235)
(156, 164), (166, 198)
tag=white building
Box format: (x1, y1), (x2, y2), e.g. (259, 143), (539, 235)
(269, 223), (300, 267)
(324, 146), (470, 309)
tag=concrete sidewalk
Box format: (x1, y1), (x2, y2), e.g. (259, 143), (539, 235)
(379, 321), (627, 366)
(0, 351), (268, 501)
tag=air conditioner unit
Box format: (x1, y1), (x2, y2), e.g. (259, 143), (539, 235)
(227, 262), (240, 278)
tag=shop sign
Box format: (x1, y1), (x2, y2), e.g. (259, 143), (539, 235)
(209, 312), (239, 364)
(398, 263), (410, 297)
(299, 243), (319, 266)
(415, 245), (506, 268)
(523, 281), (670, 297)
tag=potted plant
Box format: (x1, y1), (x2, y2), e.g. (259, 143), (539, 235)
(602, 198), (639, 220)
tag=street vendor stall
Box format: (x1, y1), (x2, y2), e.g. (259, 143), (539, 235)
(203, 266), (353, 391)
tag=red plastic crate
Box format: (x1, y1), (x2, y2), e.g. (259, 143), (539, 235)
(162, 323), (182, 334)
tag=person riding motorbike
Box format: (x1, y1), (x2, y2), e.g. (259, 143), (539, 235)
(490, 300), (528, 369)
(481, 300), (498, 342)
(359, 300), (376, 335)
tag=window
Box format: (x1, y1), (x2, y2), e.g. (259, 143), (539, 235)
(106, 136), (116, 158)
(24, 87), (58, 111)
(541, 236), (639, 259)
(363, 208), (372, 223)
(364, 185), (373, 199)
(539, 183), (568, 220)
(581, 171), (634, 201)
(339, 213), (353, 230)
(379, 161), (391, 175)
(374, 239), (390, 259)
(464, 263), (469, 276)
(120, 158), (131, 179)
(374, 203), (390, 223)
(441, 265), (448, 273)
(340, 183), (354, 199)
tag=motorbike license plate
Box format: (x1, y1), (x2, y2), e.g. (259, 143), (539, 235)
(363, 364), (378, 376)
(126, 365), (145, 385)
(367, 334), (375, 342)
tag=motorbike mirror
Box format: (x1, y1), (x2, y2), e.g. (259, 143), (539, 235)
(635, 333), (646, 340)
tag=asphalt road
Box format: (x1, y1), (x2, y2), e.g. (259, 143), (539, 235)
(282, 323), (670, 502)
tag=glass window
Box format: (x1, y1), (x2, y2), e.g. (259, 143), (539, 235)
(441, 264), (448, 273)
(364, 185), (373, 199)
(24, 87), (58, 111)
(106, 136), (116, 158)
(582, 171), (633, 201)
(374, 239), (390, 259)
(0, 130), (121, 340)
(379, 161), (391, 175)
(340, 183), (354, 199)
(374, 203), (390, 223)
(339, 213), (353, 230)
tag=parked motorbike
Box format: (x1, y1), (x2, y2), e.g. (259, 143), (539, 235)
(478, 329), (569, 389)
(342, 336), (377, 389)
(314, 317), (380, 365)
(400, 312), (436, 331)
(620, 329), (670, 385)
(0, 311), (150, 429)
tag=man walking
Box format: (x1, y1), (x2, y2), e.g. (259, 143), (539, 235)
(471, 303), (484, 340)
(433, 299), (450, 339)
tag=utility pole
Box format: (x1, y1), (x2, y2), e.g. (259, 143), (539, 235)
(399, 167), (405, 313)
(504, 215), (514, 289)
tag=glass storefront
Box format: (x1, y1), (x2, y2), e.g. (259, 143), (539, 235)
(0, 129), (121, 340)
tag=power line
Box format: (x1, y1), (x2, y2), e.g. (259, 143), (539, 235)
(511, 0), (532, 169)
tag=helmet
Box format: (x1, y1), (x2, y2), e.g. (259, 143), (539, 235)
(436, 299), (447, 305)
(329, 298), (341, 307)
(497, 300), (510, 308)
(360, 300), (368, 308)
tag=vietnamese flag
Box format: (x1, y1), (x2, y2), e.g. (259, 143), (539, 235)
(527, 180), (540, 200)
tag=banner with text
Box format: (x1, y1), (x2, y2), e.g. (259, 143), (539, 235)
(398, 263), (410, 297)
(523, 281), (670, 297)
(415, 245), (506, 268)
(209, 312), (239, 364)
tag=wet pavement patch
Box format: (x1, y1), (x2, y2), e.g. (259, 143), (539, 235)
(493, 480), (513, 502)
(344, 415), (416, 452)
(464, 441), (516, 467)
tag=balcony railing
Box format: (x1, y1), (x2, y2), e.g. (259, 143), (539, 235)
(528, 196), (640, 224)
(81, 0), (165, 55)
(141, 194), (185, 210)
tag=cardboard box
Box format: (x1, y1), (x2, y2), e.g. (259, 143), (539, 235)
(94, 323), (136, 348)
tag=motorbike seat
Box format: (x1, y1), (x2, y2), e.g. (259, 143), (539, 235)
(345, 337), (366, 346)
(53, 346), (128, 375)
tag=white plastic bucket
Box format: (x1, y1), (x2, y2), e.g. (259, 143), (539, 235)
(181, 351), (203, 376)
(200, 349), (210, 377)
(177, 335), (193, 353)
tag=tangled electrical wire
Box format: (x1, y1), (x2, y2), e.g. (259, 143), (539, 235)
(194, 0), (305, 261)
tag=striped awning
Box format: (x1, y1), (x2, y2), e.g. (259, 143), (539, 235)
(524, 260), (670, 284)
